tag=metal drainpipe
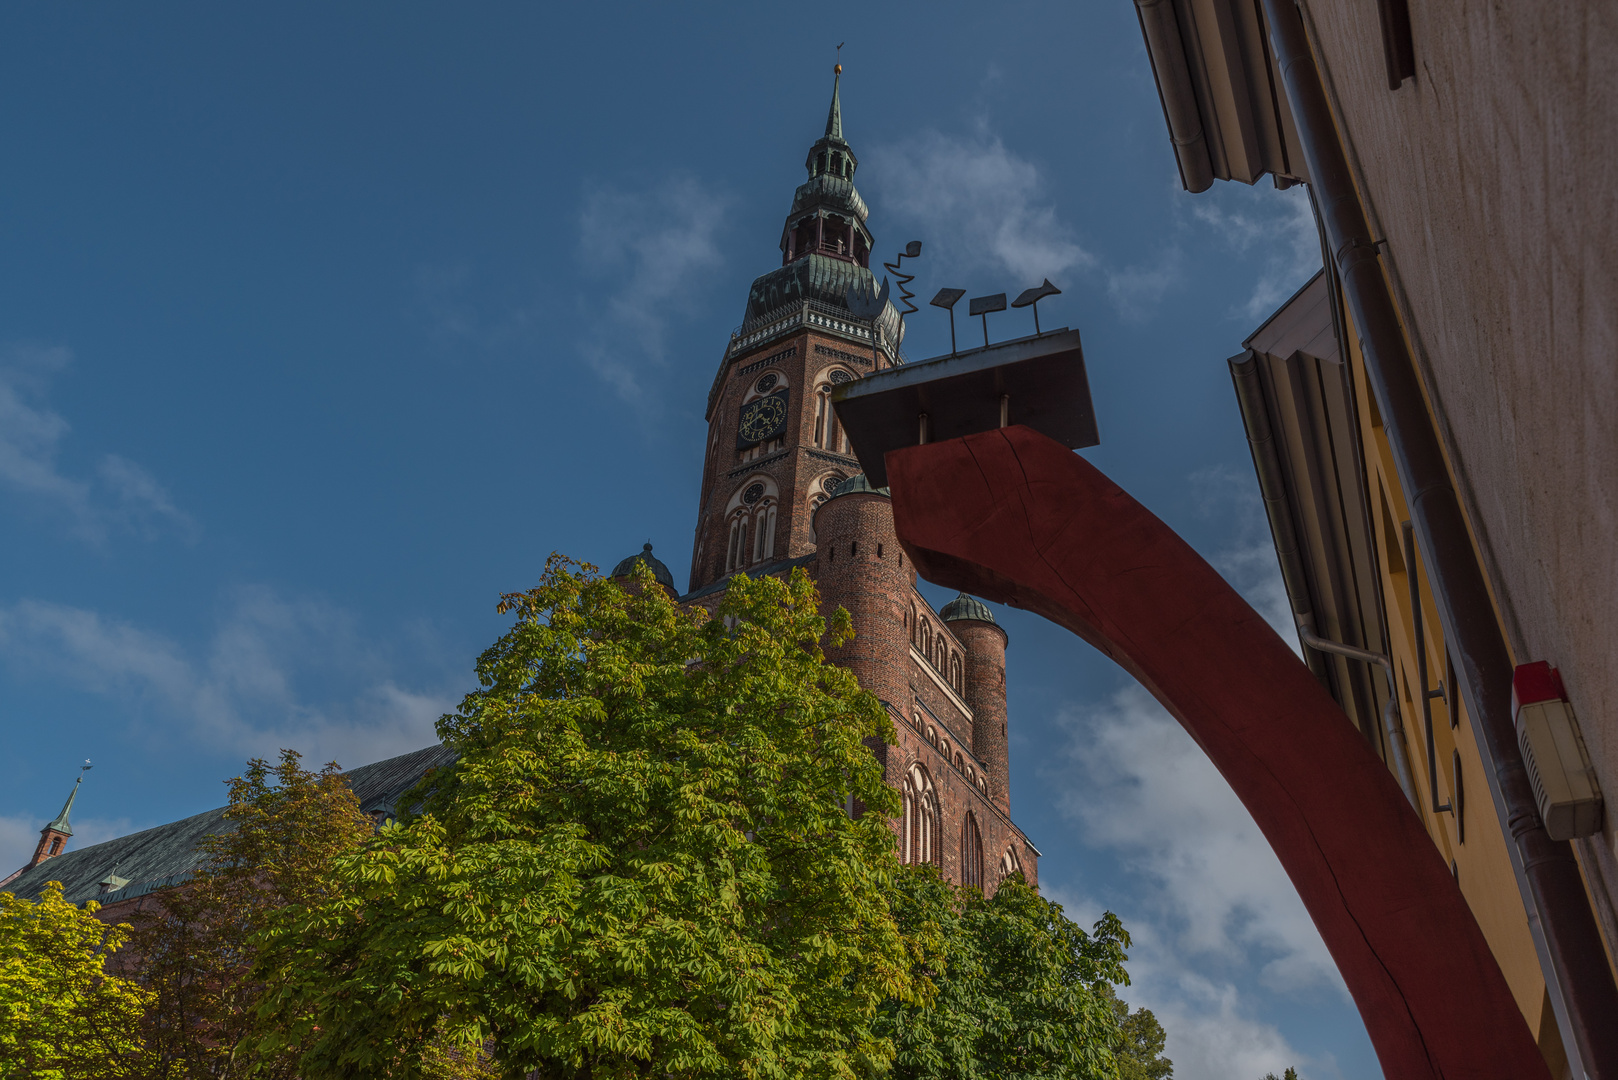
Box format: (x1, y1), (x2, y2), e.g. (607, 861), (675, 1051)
(1257, 1), (1618, 1074)
(1295, 622), (1418, 807)
(1134, 0), (1215, 193)
(1229, 352), (1418, 805)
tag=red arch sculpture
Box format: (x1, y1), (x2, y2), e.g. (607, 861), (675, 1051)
(885, 425), (1548, 1080)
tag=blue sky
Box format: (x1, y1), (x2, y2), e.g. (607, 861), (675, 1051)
(0, 3), (1375, 1077)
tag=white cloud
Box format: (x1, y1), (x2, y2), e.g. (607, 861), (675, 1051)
(0, 814), (43, 882)
(98, 454), (197, 542)
(1189, 184), (1321, 321)
(865, 127), (1095, 285)
(1047, 684), (1354, 1079)
(577, 175), (731, 402)
(1056, 684), (1340, 992)
(411, 262), (538, 351)
(857, 120), (1321, 330)
(0, 814), (137, 885)
(0, 590), (457, 770)
(0, 345), (91, 522)
(1105, 249), (1184, 323)
(1128, 968), (1334, 1080)
(1190, 464), (1299, 653)
(0, 343), (195, 545)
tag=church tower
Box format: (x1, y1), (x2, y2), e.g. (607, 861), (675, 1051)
(679, 68), (1040, 894)
(687, 66), (905, 594)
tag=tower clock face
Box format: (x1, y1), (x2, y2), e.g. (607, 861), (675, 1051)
(737, 389), (789, 447)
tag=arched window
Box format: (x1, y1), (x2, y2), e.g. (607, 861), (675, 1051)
(909, 603), (919, 646)
(920, 622), (932, 657)
(999, 846), (1023, 883)
(724, 477), (778, 573)
(726, 512), (748, 574)
(808, 474), (843, 543)
(961, 813), (983, 890)
(950, 654), (963, 694)
(814, 385), (844, 449)
(901, 764), (940, 867)
(812, 368), (855, 451)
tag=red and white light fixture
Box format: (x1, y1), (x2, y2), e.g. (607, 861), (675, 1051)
(1511, 662), (1604, 840)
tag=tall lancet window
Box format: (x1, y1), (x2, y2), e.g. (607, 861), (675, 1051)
(901, 763), (940, 867)
(961, 812), (983, 890)
(814, 369), (855, 451)
(725, 513), (749, 574)
(724, 476), (779, 574)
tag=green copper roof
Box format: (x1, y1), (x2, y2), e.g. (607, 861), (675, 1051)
(45, 776), (81, 836)
(825, 70), (843, 141)
(829, 473), (890, 498)
(5, 744), (458, 906)
(745, 254), (885, 326)
(941, 593), (997, 625)
(611, 542), (676, 591)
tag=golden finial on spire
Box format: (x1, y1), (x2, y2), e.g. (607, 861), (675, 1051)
(835, 42), (844, 75)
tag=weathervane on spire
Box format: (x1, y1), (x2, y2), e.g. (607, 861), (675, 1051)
(835, 41), (844, 74)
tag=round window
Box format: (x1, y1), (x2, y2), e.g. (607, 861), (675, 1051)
(743, 483), (766, 505)
(755, 373), (779, 394)
(828, 369), (853, 385)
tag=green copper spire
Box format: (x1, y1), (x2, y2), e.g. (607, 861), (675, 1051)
(826, 63), (843, 141)
(45, 776), (82, 836)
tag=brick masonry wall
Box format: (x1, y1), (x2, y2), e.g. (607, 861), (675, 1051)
(684, 321), (1039, 894)
(1302, 0), (1618, 935)
(689, 328), (884, 593)
(810, 489), (1037, 893)
(954, 619), (1011, 815)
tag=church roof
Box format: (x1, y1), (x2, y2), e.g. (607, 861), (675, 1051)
(679, 551), (818, 604)
(706, 69), (909, 420)
(4, 743), (458, 906)
(829, 472), (889, 498)
(611, 542), (676, 591)
(825, 66), (844, 142)
(742, 254), (897, 334)
(789, 172), (869, 223)
(44, 776), (82, 837)
(941, 593), (997, 625)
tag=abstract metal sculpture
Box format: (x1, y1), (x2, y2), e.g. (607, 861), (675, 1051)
(882, 427), (1551, 1080)
(967, 293), (1006, 347)
(845, 276), (891, 368)
(1011, 278), (1061, 335)
(883, 241), (924, 324)
(930, 288), (966, 355)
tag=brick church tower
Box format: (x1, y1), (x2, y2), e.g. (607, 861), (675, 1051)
(666, 67), (1039, 892)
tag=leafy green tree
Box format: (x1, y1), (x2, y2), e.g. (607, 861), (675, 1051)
(879, 864), (1134, 1080)
(252, 557), (913, 1080)
(1105, 987), (1171, 1080)
(125, 749), (377, 1079)
(0, 881), (152, 1079)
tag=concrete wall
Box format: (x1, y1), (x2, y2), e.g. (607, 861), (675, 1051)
(1303, 0), (1618, 948)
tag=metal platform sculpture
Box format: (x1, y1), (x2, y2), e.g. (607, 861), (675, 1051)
(831, 314), (1551, 1080)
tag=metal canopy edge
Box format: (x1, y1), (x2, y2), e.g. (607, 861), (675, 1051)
(830, 327), (1098, 488)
